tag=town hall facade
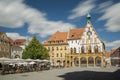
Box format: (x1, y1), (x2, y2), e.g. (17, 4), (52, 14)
(44, 14), (105, 67)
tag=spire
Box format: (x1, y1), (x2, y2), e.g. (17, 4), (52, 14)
(86, 13), (91, 20)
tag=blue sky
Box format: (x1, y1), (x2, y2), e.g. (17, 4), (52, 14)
(0, 0), (120, 51)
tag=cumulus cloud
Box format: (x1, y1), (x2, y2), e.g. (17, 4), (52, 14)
(68, 0), (96, 19)
(98, 2), (120, 32)
(0, 0), (76, 37)
(6, 32), (26, 40)
(105, 40), (120, 49)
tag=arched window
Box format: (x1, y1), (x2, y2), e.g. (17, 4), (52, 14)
(95, 56), (101, 66)
(80, 57), (87, 64)
(74, 57), (79, 66)
(15, 55), (20, 58)
(88, 57), (94, 64)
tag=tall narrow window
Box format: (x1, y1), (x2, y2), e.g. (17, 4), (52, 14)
(64, 46), (67, 50)
(71, 48), (73, 53)
(52, 47), (54, 51)
(52, 53), (54, 57)
(56, 53), (59, 57)
(56, 47), (59, 50)
(94, 45), (98, 53)
(74, 48), (76, 53)
(81, 45), (84, 53)
(61, 53), (62, 57)
(87, 45), (91, 53)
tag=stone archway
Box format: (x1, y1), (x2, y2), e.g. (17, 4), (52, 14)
(80, 57), (87, 67)
(95, 56), (101, 66)
(88, 57), (94, 66)
(74, 57), (79, 67)
(14, 55), (20, 58)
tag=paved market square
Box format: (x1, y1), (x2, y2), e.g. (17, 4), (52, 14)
(0, 67), (120, 80)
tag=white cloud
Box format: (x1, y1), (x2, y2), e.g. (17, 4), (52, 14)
(68, 0), (96, 19)
(6, 32), (26, 40)
(97, 1), (113, 12)
(0, 0), (76, 37)
(28, 21), (75, 37)
(105, 40), (120, 49)
(98, 2), (120, 32)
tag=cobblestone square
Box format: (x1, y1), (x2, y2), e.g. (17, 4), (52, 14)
(0, 67), (120, 80)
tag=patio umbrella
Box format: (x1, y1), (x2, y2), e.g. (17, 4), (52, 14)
(34, 59), (42, 62)
(29, 61), (35, 64)
(0, 57), (10, 63)
(12, 58), (24, 63)
(25, 58), (33, 62)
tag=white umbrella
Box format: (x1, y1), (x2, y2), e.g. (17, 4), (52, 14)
(43, 59), (50, 62)
(29, 61), (35, 64)
(12, 58), (24, 62)
(0, 57), (10, 60)
(25, 58), (33, 62)
(34, 59), (42, 62)
(0, 57), (10, 63)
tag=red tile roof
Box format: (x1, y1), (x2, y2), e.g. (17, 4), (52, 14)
(105, 52), (111, 57)
(44, 28), (85, 45)
(44, 31), (68, 44)
(14, 39), (26, 45)
(68, 28), (85, 40)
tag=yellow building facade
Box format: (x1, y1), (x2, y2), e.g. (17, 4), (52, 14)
(44, 32), (68, 67)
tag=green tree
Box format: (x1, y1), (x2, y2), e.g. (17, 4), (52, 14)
(22, 36), (49, 59)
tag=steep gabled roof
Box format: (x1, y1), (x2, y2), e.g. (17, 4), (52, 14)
(14, 39), (26, 43)
(14, 39), (26, 45)
(44, 31), (68, 44)
(44, 28), (85, 45)
(68, 28), (85, 40)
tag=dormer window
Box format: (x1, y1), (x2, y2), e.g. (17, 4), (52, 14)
(72, 35), (74, 37)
